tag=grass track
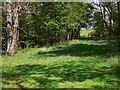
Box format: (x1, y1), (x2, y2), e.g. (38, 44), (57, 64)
(2, 40), (119, 88)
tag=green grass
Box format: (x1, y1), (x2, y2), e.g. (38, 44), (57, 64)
(2, 40), (119, 89)
(80, 28), (95, 37)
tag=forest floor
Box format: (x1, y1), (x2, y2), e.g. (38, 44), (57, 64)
(2, 39), (119, 89)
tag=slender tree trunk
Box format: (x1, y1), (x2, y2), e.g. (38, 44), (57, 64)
(117, 1), (120, 39)
(109, 14), (112, 37)
(67, 33), (70, 40)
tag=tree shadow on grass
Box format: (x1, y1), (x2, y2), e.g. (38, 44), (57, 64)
(3, 60), (119, 88)
(35, 43), (117, 58)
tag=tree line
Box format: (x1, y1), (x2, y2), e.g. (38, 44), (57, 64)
(2, 1), (120, 56)
(92, 1), (120, 39)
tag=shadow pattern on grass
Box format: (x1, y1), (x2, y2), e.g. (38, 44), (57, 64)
(35, 43), (118, 58)
(3, 40), (119, 88)
(3, 60), (119, 88)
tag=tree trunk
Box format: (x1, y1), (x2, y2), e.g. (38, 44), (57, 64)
(6, 1), (19, 56)
(67, 33), (70, 40)
(6, 1), (13, 55)
(117, 1), (120, 39)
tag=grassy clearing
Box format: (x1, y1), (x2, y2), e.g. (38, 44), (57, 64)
(2, 40), (119, 88)
(80, 28), (94, 37)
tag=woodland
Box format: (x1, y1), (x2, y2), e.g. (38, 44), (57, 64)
(1, 1), (120, 89)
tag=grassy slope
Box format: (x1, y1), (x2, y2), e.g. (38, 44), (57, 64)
(2, 40), (119, 88)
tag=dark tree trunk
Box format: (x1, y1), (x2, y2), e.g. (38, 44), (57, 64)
(117, 1), (120, 39)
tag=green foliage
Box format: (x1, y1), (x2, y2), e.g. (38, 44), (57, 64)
(18, 2), (91, 48)
(93, 2), (120, 39)
(2, 2), (120, 54)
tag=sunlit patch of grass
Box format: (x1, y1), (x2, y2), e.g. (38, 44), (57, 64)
(2, 40), (118, 88)
(80, 28), (95, 37)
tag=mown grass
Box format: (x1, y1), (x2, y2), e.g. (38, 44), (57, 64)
(80, 28), (94, 37)
(2, 40), (119, 89)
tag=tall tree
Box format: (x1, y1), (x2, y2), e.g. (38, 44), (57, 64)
(2, 2), (92, 54)
(19, 2), (90, 47)
(5, 0), (25, 55)
(92, 1), (120, 39)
